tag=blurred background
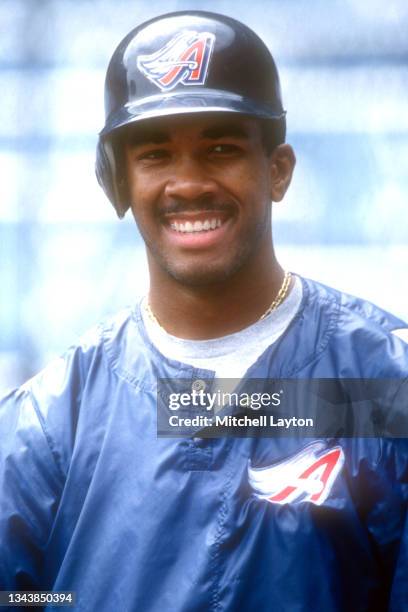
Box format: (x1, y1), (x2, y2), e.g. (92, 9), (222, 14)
(1, 0), (407, 394)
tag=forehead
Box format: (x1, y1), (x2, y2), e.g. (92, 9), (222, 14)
(123, 112), (262, 145)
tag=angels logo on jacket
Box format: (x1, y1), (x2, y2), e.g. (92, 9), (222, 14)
(137, 31), (216, 92)
(248, 441), (345, 506)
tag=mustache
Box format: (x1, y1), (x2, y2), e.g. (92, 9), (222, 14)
(160, 198), (235, 215)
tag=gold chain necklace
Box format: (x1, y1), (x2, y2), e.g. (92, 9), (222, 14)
(259, 271), (292, 320)
(144, 271), (292, 329)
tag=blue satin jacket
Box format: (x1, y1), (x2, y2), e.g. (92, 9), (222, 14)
(1, 278), (407, 611)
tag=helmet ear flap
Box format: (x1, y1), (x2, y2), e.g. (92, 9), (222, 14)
(95, 137), (129, 219)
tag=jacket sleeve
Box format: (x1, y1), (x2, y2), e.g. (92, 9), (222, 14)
(0, 385), (65, 589)
(390, 510), (408, 611)
(0, 324), (103, 590)
(387, 380), (408, 610)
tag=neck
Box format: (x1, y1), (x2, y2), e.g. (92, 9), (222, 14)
(147, 251), (287, 340)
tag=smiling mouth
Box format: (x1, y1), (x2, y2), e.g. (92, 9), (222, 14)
(170, 218), (223, 233)
(162, 205), (233, 236)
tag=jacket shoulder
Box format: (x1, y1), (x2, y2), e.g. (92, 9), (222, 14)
(302, 276), (407, 334)
(299, 277), (408, 377)
(0, 308), (137, 473)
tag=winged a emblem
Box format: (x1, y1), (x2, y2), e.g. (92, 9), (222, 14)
(248, 441), (345, 506)
(137, 30), (216, 92)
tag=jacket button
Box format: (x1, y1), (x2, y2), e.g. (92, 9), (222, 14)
(192, 379), (206, 392)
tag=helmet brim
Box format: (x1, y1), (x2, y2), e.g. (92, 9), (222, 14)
(100, 89), (285, 138)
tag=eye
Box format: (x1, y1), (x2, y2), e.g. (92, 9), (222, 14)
(208, 143), (242, 156)
(137, 148), (170, 162)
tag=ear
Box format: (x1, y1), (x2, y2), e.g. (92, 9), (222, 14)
(269, 144), (296, 202)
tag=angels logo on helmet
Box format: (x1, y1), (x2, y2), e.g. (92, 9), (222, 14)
(248, 441), (345, 506)
(137, 30), (216, 91)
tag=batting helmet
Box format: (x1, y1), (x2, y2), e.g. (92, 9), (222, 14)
(96, 11), (286, 217)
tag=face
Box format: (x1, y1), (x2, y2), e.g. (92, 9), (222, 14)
(125, 113), (293, 287)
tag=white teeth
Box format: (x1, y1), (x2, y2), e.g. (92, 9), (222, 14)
(170, 218), (223, 233)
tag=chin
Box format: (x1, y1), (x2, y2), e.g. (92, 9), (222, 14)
(147, 234), (265, 288)
(167, 265), (234, 287)
(160, 256), (248, 288)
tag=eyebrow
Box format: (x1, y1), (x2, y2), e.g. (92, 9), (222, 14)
(126, 128), (169, 146)
(201, 124), (250, 140)
(125, 121), (250, 147)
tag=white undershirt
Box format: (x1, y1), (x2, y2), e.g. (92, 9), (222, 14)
(141, 275), (302, 379)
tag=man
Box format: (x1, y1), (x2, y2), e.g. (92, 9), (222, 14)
(0, 11), (407, 611)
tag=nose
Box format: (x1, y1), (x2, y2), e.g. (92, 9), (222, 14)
(164, 157), (217, 202)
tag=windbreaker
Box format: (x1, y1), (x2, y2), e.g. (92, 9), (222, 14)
(0, 277), (407, 612)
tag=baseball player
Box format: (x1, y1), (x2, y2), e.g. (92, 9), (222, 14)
(0, 11), (407, 611)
